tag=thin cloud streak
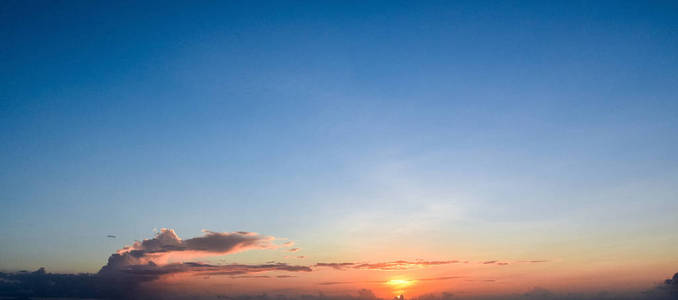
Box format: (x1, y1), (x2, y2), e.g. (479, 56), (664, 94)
(314, 260), (460, 271)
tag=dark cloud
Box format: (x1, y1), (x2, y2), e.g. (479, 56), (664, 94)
(98, 261), (311, 282)
(195, 263), (312, 276)
(319, 281), (356, 285)
(214, 291), (381, 300)
(358, 288), (378, 299)
(0, 267), (134, 299)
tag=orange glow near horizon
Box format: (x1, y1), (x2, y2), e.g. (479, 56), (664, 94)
(385, 278), (416, 296)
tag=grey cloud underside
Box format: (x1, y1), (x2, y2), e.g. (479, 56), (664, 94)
(99, 229), (282, 276)
(115, 229), (273, 257)
(100, 261), (311, 281)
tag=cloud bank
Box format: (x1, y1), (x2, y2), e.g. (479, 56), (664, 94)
(91, 229), (308, 296)
(2, 229), (673, 300)
(2, 269), (677, 300)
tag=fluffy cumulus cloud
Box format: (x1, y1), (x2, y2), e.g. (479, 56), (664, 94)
(0, 229), (311, 298)
(101, 229), (277, 269)
(94, 229), (309, 294)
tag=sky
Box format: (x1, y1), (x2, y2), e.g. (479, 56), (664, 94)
(1, 1), (678, 299)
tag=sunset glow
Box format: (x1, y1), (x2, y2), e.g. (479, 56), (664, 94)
(1, 1), (678, 300)
(386, 279), (417, 295)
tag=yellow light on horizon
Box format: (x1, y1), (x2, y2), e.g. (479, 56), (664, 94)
(385, 279), (416, 295)
(386, 279), (415, 286)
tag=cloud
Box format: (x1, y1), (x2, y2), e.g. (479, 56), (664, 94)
(0, 268), (130, 298)
(315, 260), (459, 271)
(666, 272), (678, 285)
(231, 275), (271, 279)
(88, 229), (312, 296)
(3, 268), (678, 300)
(417, 276), (464, 281)
(107, 234), (117, 238)
(465, 279), (496, 282)
(318, 281), (355, 285)
(195, 262), (312, 276)
(353, 260), (459, 270)
(288, 248), (301, 252)
(100, 261), (311, 281)
(106, 229), (276, 267)
(315, 262), (357, 270)
(317, 280), (383, 286)
(3, 228), (673, 300)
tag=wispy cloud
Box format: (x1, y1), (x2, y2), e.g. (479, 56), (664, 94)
(417, 276), (464, 281)
(315, 262), (357, 270)
(315, 260), (459, 271)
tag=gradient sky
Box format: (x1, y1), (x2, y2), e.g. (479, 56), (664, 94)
(1, 0), (678, 298)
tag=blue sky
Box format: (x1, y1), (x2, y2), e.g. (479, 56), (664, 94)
(1, 0), (677, 277)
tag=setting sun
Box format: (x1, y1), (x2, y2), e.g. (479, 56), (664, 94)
(386, 279), (415, 287)
(2, 1), (678, 300)
(386, 279), (416, 295)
